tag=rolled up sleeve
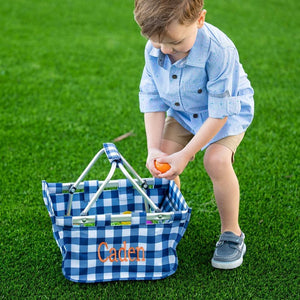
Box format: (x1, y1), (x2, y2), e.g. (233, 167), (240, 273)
(207, 45), (242, 118)
(208, 92), (241, 118)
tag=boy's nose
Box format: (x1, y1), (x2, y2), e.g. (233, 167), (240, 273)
(160, 44), (173, 54)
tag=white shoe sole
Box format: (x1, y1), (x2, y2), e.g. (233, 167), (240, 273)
(211, 244), (246, 270)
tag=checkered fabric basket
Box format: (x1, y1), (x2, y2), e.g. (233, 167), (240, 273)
(42, 143), (191, 283)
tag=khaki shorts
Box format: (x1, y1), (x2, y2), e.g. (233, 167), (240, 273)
(163, 116), (245, 154)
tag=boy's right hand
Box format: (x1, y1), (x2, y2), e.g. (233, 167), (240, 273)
(146, 148), (167, 177)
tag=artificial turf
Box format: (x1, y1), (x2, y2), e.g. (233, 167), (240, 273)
(0, 0), (299, 298)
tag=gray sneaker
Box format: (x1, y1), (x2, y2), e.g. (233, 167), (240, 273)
(211, 231), (246, 269)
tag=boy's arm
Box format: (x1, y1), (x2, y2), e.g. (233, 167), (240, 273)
(182, 116), (228, 159)
(144, 112), (165, 150)
(144, 112), (167, 176)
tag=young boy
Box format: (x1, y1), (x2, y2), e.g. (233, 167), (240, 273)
(134, 0), (254, 269)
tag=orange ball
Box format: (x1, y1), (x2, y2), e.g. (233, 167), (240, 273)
(154, 160), (171, 173)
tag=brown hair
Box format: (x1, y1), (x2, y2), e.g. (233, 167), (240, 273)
(134, 0), (204, 39)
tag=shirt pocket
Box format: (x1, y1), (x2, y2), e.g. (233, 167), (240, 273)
(181, 82), (208, 113)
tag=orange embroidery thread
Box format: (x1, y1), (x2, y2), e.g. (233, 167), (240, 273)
(98, 241), (145, 263)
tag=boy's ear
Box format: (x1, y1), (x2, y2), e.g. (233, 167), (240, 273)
(197, 9), (207, 28)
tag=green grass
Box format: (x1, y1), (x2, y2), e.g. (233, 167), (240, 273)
(0, 0), (299, 298)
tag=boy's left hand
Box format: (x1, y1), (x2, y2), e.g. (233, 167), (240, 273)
(155, 150), (191, 180)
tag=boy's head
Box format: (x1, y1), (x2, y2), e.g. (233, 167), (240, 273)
(134, 0), (204, 40)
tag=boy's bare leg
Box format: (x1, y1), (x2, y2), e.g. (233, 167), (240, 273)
(173, 176), (181, 189)
(204, 143), (241, 236)
(161, 139), (184, 189)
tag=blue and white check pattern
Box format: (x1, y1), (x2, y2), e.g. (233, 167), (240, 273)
(103, 143), (123, 165)
(42, 178), (191, 283)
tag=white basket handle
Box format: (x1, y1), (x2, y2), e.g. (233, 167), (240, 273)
(66, 143), (160, 216)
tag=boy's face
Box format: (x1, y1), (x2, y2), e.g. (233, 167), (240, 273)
(150, 10), (206, 63)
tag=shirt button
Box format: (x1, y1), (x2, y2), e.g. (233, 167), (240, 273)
(193, 114), (198, 118)
(197, 88), (202, 94)
(172, 74), (177, 79)
(175, 102), (180, 106)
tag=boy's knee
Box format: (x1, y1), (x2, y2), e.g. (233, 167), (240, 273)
(203, 146), (232, 178)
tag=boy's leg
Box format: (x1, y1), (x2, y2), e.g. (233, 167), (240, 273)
(204, 133), (246, 269)
(203, 143), (241, 235)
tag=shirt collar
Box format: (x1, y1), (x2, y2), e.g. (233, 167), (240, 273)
(149, 47), (168, 68)
(186, 26), (210, 68)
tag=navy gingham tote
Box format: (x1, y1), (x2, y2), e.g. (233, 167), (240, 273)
(42, 144), (191, 283)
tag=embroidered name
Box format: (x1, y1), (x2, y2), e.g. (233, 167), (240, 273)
(98, 241), (145, 263)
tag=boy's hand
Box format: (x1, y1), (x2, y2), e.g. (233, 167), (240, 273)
(155, 150), (191, 180)
(146, 148), (168, 177)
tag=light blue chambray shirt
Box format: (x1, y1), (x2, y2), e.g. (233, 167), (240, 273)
(139, 23), (254, 149)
